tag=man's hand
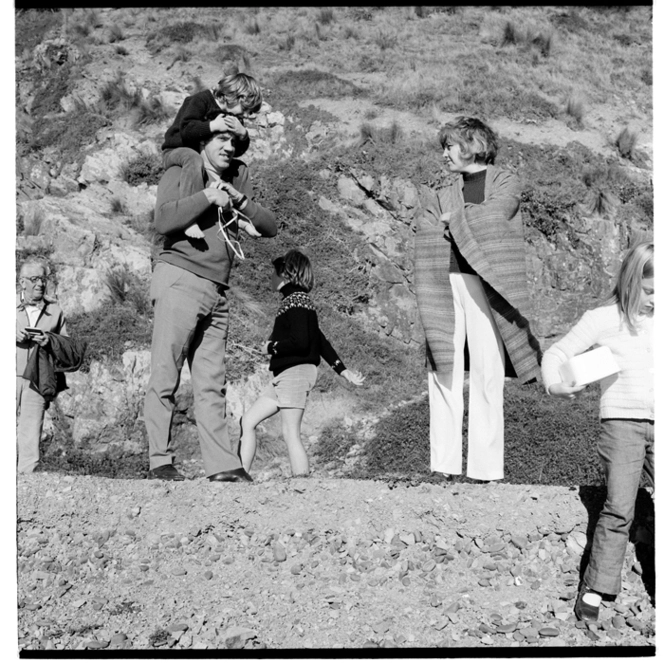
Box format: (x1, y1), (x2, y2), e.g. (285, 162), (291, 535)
(16, 329), (28, 344)
(262, 341), (272, 354)
(33, 332), (49, 348)
(203, 187), (231, 209)
(341, 369), (365, 386)
(214, 181), (245, 207)
(548, 382), (586, 400)
(440, 212), (451, 226)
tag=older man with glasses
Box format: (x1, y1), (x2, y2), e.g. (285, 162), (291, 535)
(16, 260), (68, 473)
(144, 128), (277, 483)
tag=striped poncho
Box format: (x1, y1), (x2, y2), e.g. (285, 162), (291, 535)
(413, 165), (541, 382)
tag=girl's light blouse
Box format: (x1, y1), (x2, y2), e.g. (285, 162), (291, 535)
(541, 304), (653, 420)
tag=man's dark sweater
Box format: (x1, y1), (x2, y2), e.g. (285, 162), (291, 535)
(449, 168), (487, 275)
(266, 284), (346, 377)
(162, 89), (250, 157)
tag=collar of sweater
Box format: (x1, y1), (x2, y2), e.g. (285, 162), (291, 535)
(280, 283), (309, 298)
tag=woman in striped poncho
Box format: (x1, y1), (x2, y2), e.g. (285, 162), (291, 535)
(414, 117), (541, 482)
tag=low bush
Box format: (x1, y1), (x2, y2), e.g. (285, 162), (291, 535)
(334, 380), (604, 487)
(121, 152), (162, 186)
(41, 442), (147, 479)
(66, 286), (153, 370)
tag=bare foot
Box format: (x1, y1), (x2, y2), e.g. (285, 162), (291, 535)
(184, 223), (205, 239)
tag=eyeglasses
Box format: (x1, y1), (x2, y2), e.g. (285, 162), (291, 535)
(216, 207), (255, 260)
(22, 276), (47, 284)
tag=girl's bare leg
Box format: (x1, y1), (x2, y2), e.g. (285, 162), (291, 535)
(239, 396), (279, 472)
(281, 407), (308, 476)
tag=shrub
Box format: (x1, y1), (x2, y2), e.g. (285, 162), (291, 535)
(41, 442), (147, 479)
(343, 26), (358, 40)
(615, 126), (638, 160)
(115, 45), (129, 56)
(66, 294), (153, 369)
(340, 380), (604, 487)
(121, 152), (162, 186)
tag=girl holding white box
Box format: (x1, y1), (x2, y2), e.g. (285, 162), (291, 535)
(541, 241), (654, 624)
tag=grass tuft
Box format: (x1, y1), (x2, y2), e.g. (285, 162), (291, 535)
(564, 95), (584, 126)
(108, 24), (124, 43)
(318, 7), (334, 25)
(245, 19), (261, 35)
(105, 266), (131, 304)
(109, 197), (127, 215)
(279, 34), (296, 51)
(375, 31), (397, 51)
(22, 208), (45, 236)
(615, 126), (638, 160)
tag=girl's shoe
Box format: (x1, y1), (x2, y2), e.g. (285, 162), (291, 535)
(574, 582), (601, 622)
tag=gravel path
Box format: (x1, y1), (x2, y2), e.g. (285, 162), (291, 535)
(16, 473), (655, 652)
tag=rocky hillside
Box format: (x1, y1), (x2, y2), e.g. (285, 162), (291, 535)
(14, 7), (652, 474)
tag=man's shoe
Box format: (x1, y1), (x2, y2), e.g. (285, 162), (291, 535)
(574, 583), (601, 622)
(148, 464), (185, 481)
(208, 468), (253, 482)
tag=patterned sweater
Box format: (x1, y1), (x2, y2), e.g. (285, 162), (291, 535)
(266, 284), (346, 377)
(541, 303), (653, 420)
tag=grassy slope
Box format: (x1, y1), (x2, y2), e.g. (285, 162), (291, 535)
(16, 7), (652, 485)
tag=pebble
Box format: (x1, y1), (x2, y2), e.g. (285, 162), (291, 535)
(172, 568), (187, 576)
(539, 627), (560, 637)
(626, 617), (645, 632)
(273, 543), (287, 563)
(85, 640), (109, 649)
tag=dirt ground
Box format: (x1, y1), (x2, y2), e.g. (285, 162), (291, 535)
(15, 470), (655, 653)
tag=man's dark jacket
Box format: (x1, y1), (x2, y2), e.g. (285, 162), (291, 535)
(22, 333), (87, 402)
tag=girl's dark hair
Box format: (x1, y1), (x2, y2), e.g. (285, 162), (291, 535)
(438, 116), (499, 165)
(273, 250), (314, 292)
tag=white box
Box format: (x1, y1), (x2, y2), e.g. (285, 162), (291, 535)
(559, 346), (621, 387)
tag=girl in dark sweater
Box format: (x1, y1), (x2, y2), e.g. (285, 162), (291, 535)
(239, 250), (364, 476)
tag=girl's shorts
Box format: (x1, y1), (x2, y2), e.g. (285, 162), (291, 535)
(262, 364), (318, 409)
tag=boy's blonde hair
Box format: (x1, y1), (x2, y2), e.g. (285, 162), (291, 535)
(214, 63), (262, 115)
(438, 116), (499, 165)
(273, 250), (314, 293)
(612, 240), (653, 332)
